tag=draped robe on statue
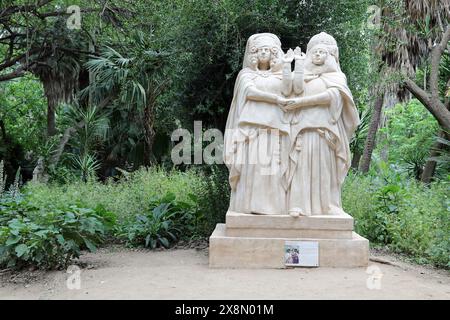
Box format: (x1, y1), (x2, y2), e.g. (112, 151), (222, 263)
(286, 71), (359, 215)
(224, 68), (290, 215)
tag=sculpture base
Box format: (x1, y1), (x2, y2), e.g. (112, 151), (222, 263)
(209, 211), (369, 268)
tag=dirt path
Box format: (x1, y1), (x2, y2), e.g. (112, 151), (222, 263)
(1, 246), (449, 300)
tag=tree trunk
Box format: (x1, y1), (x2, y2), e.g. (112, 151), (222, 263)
(38, 69), (77, 137)
(0, 118), (7, 141)
(420, 158), (436, 183)
(41, 77), (65, 137)
(143, 105), (155, 166)
(421, 131), (447, 183)
(359, 94), (384, 173)
(47, 100), (57, 136)
(141, 80), (169, 166)
(351, 150), (362, 170)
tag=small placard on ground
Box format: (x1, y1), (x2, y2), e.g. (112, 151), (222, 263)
(284, 241), (319, 267)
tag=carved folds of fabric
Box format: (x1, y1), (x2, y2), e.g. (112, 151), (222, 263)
(295, 128), (338, 154)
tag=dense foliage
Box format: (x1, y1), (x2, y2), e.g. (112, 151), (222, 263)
(117, 192), (201, 249)
(344, 170), (449, 268)
(1, 165), (448, 269)
(0, 0), (448, 270)
(376, 99), (442, 179)
(1, 0), (372, 177)
(0, 195), (113, 269)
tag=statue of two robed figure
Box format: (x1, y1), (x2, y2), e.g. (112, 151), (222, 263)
(223, 32), (360, 217)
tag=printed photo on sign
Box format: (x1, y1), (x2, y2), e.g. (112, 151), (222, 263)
(284, 241), (319, 267)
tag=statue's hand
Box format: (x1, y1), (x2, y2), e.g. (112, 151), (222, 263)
(284, 98), (303, 111)
(294, 47), (306, 60)
(277, 96), (289, 108)
(279, 98), (295, 112)
(280, 105), (289, 113)
(282, 49), (295, 64)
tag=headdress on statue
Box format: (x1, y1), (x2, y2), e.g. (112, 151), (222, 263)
(306, 32), (339, 64)
(243, 33), (283, 71)
(250, 33), (281, 49)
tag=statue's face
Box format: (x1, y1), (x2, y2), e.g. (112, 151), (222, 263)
(256, 46), (272, 64)
(310, 46), (328, 65)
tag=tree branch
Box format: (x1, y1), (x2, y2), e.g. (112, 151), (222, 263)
(0, 32), (26, 42)
(404, 77), (450, 131)
(0, 47), (41, 81)
(430, 26), (450, 100)
(0, 1), (51, 19)
(0, 46), (41, 69)
(404, 78), (432, 105)
(0, 52), (27, 70)
(49, 121), (83, 166)
(0, 68), (26, 82)
(37, 8), (99, 19)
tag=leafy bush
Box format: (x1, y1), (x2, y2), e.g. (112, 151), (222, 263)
(6, 164), (448, 269)
(343, 167), (450, 268)
(23, 166), (227, 237)
(386, 180), (449, 266)
(0, 195), (115, 270)
(195, 164), (230, 235)
(376, 99), (439, 179)
(23, 167), (203, 221)
(117, 192), (202, 248)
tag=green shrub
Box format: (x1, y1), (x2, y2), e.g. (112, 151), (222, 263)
(343, 169), (449, 268)
(387, 181), (449, 266)
(23, 166), (227, 237)
(5, 164), (449, 269)
(0, 195), (114, 270)
(23, 167), (203, 221)
(194, 164), (230, 234)
(375, 99), (439, 179)
(117, 192), (201, 248)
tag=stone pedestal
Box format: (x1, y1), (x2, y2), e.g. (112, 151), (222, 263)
(209, 211), (369, 268)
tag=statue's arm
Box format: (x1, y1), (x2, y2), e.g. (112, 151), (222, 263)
(247, 86), (281, 104)
(284, 90), (332, 111)
(281, 49), (294, 97)
(281, 62), (293, 97)
(293, 47), (306, 95)
(293, 62), (304, 95)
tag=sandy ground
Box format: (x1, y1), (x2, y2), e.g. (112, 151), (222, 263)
(0, 246), (449, 300)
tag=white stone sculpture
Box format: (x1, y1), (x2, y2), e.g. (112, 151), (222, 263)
(224, 32), (360, 217)
(224, 33), (290, 215)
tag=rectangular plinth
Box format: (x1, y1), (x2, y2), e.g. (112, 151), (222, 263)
(225, 228), (353, 239)
(225, 211), (354, 239)
(226, 211), (354, 230)
(209, 224), (369, 268)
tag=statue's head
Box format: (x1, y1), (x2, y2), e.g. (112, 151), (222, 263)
(305, 32), (341, 73)
(244, 33), (283, 71)
(307, 32), (339, 63)
(309, 44), (329, 66)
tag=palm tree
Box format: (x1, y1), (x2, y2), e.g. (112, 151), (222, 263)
(24, 18), (84, 137)
(62, 104), (110, 157)
(84, 30), (170, 167)
(367, 0), (450, 180)
(377, 0), (450, 130)
(48, 103), (109, 181)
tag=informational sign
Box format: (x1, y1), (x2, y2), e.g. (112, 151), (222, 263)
(284, 241), (319, 267)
